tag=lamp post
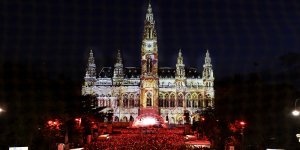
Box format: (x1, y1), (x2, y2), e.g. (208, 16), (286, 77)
(292, 99), (300, 116)
(238, 121), (246, 150)
(0, 107), (5, 113)
(292, 99), (300, 143)
(296, 134), (300, 143)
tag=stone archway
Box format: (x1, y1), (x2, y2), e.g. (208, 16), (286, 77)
(170, 117), (175, 124)
(177, 116), (183, 125)
(122, 116), (128, 122)
(114, 116), (119, 122)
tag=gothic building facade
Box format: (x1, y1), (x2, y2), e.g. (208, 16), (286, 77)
(82, 3), (214, 124)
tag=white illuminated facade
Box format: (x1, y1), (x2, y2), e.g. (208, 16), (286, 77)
(82, 2), (214, 124)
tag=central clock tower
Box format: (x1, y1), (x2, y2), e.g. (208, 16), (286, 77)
(140, 2), (159, 114)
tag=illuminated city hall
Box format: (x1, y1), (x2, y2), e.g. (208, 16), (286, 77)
(82, 2), (214, 125)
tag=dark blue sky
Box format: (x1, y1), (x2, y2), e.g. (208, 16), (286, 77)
(1, 0), (300, 81)
(1, 1), (300, 147)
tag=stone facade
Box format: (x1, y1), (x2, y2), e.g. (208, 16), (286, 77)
(82, 2), (214, 124)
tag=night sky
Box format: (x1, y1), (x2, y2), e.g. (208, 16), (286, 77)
(1, 0), (300, 148)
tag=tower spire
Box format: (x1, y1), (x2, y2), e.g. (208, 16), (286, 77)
(86, 49), (96, 77)
(84, 49), (97, 87)
(177, 49), (183, 64)
(176, 49), (186, 87)
(143, 0), (156, 40)
(140, 1), (159, 110)
(202, 49), (214, 85)
(146, 1), (154, 24)
(116, 49), (122, 64)
(204, 49), (211, 64)
(141, 0), (158, 77)
(113, 49), (124, 85)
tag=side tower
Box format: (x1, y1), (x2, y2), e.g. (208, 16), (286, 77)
(140, 2), (159, 112)
(84, 49), (97, 87)
(113, 50), (124, 86)
(202, 50), (215, 107)
(175, 49), (186, 88)
(82, 49), (97, 95)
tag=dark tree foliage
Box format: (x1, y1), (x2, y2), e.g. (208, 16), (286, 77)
(214, 72), (300, 149)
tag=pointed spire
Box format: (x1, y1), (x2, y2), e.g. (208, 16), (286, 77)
(116, 49), (122, 64)
(205, 49), (211, 64)
(89, 49), (93, 56)
(206, 49), (210, 57)
(88, 49), (95, 65)
(85, 49), (96, 78)
(113, 49), (124, 84)
(179, 49), (182, 57)
(145, 0), (154, 24)
(177, 49), (183, 64)
(114, 49), (123, 70)
(147, 1), (152, 13)
(203, 49), (213, 80)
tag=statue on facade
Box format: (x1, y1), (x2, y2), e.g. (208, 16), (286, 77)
(146, 55), (152, 73)
(147, 98), (151, 106)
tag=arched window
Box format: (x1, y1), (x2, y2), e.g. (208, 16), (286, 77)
(198, 94), (203, 108)
(99, 98), (104, 107)
(122, 116), (128, 122)
(134, 94), (140, 107)
(106, 99), (110, 107)
(159, 94), (163, 107)
(123, 94), (128, 108)
(129, 94), (134, 107)
(130, 116), (134, 121)
(164, 94), (169, 107)
(170, 94), (175, 107)
(203, 95), (208, 107)
(186, 94), (191, 107)
(205, 94), (211, 107)
(114, 116), (119, 122)
(146, 92), (152, 107)
(177, 117), (183, 124)
(208, 99), (213, 107)
(177, 94), (183, 107)
(97, 98), (101, 107)
(99, 94), (105, 107)
(192, 94), (197, 108)
(115, 94), (120, 107)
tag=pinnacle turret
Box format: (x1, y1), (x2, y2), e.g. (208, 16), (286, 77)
(204, 50), (211, 65)
(143, 1), (156, 40)
(146, 1), (154, 24)
(176, 49), (186, 87)
(116, 49), (122, 64)
(86, 49), (96, 77)
(177, 49), (183, 64)
(202, 49), (214, 87)
(84, 49), (97, 87)
(113, 49), (124, 85)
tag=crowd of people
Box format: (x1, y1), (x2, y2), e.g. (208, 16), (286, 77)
(82, 126), (215, 150)
(119, 127), (184, 134)
(85, 132), (186, 149)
